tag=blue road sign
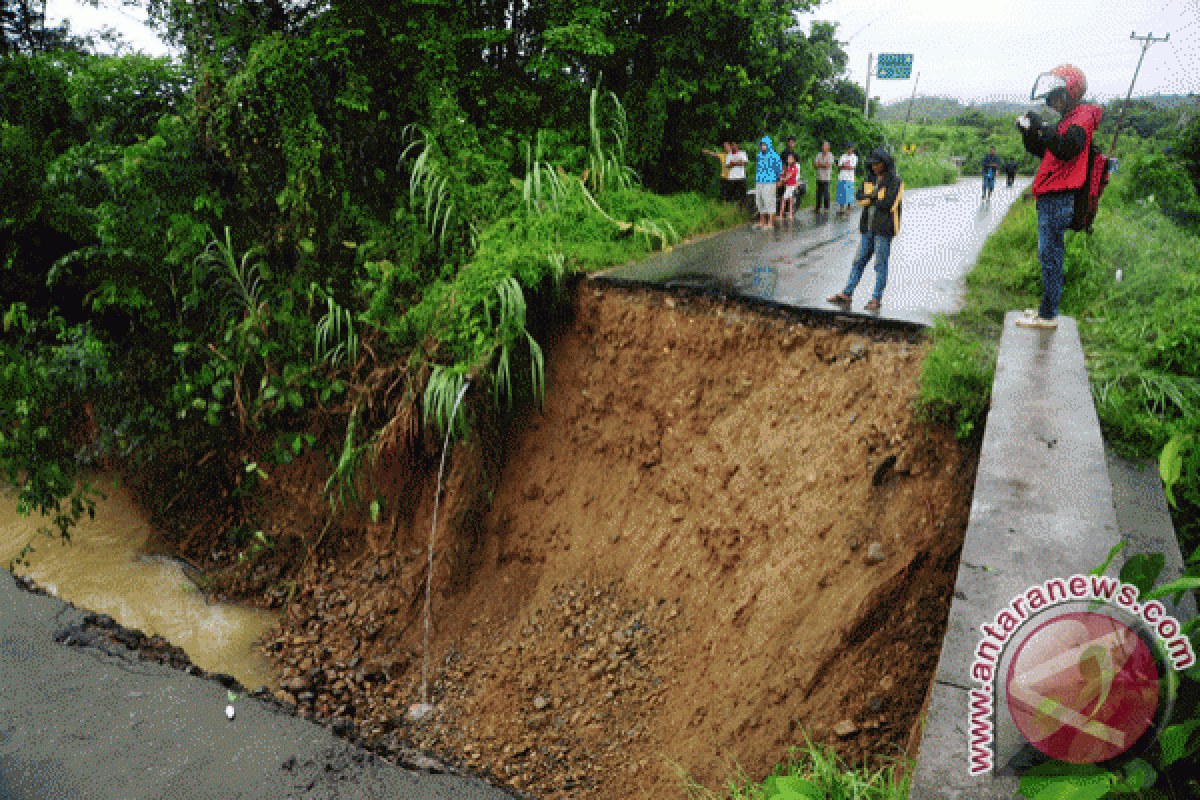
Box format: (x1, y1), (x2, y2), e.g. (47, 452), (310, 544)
(876, 53), (913, 79)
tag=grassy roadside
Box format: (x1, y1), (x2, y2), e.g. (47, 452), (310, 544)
(675, 742), (910, 800)
(915, 165), (1200, 548)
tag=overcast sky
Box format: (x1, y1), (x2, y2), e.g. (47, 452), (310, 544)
(46, 0), (1200, 105)
(801, 0), (1199, 104)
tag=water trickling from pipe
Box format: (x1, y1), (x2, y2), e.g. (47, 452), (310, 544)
(415, 377), (471, 717)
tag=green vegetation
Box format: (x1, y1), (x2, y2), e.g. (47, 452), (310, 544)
(915, 319), (996, 440)
(915, 112), (1200, 798)
(922, 137), (1200, 541)
(2, 0), (887, 548)
(675, 742), (909, 800)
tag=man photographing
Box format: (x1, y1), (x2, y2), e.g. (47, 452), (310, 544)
(1014, 64), (1103, 330)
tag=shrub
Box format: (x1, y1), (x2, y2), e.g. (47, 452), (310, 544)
(1119, 153), (1200, 230)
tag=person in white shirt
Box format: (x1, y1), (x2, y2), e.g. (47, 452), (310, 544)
(725, 142), (749, 209)
(836, 144), (858, 214)
(812, 141), (834, 214)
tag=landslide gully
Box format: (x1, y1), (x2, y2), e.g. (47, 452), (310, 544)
(173, 285), (976, 799)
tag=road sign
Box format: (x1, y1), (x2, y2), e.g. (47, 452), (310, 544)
(876, 53), (913, 79)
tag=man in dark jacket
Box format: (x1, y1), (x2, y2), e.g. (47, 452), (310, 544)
(827, 148), (903, 312)
(1003, 157), (1018, 187)
(1015, 63), (1104, 329)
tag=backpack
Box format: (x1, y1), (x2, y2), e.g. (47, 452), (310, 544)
(1070, 141), (1113, 233)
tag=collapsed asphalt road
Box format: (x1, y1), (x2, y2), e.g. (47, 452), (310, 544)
(599, 176), (1032, 326)
(0, 571), (515, 800)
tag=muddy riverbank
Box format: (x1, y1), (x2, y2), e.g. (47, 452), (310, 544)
(1, 478), (279, 689)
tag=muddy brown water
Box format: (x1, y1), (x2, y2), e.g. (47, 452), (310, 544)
(1, 477), (279, 690)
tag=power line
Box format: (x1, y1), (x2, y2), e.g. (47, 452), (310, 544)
(1110, 31), (1171, 153)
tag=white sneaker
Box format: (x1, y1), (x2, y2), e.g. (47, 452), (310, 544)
(1015, 314), (1057, 330)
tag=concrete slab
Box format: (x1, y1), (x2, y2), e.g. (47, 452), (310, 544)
(1105, 442), (1196, 620)
(911, 312), (1194, 798)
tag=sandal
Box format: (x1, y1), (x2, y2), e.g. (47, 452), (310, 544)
(827, 293), (852, 305)
(864, 298), (881, 311)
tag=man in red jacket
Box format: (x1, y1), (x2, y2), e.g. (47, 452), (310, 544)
(1014, 64), (1103, 329)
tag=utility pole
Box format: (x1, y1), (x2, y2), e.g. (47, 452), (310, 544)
(900, 72), (921, 149)
(864, 53), (874, 118)
(1110, 31), (1169, 154)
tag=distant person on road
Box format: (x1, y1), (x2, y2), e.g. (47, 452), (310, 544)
(753, 136), (783, 229)
(702, 141), (733, 203)
(836, 144), (857, 214)
(981, 146), (1001, 200)
(778, 136), (800, 214)
(1015, 63), (1104, 329)
(813, 141), (834, 214)
(827, 148), (903, 312)
(781, 153), (800, 220)
(1003, 157), (1018, 187)
(725, 142), (749, 210)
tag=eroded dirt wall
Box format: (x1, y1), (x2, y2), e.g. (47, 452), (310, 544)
(217, 285), (976, 799)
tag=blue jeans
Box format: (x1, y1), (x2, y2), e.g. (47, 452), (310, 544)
(1036, 192), (1075, 319)
(843, 231), (892, 301)
(982, 172), (995, 194)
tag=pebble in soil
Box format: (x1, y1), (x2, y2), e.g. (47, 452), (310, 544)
(267, 574), (681, 797)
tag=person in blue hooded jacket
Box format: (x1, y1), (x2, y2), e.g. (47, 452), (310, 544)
(753, 136), (783, 229)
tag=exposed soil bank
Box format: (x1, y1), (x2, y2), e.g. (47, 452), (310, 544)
(146, 284), (978, 798)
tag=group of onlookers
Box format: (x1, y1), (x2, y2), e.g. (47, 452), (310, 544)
(704, 137), (868, 226)
(695, 62), (1097, 322)
(705, 136), (905, 312)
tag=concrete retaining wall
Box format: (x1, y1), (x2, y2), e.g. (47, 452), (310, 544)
(910, 312), (1193, 798)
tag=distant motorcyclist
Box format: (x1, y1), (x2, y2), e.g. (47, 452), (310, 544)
(1014, 64), (1103, 330)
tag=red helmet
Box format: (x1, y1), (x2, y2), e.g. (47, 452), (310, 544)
(1031, 64), (1087, 105)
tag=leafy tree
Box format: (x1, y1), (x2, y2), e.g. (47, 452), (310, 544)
(66, 53), (189, 146)
(0, 0), (89, 54)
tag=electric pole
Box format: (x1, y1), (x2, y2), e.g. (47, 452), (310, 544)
(1110, 32), (1169, 154)
(864, 53), (873, 118)
(900, 72), (921, 149)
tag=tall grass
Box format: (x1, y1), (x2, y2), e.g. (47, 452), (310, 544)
(893, 152), (959, 190)
(673, 742), (910, 800)
(916, 319), (996, 440)
(921, 166), (1200, 546)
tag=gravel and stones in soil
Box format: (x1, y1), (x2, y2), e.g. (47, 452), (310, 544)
(156, 285), (976, 799)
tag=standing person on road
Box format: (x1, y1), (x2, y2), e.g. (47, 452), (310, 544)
(835, 144), (857, 214)
(778, 136), (800, 215)
(827, 149), (903, 312)
(1015, 64), (1104, 330)
(981, 146), (1001, 201)
(725, 141), (749, 210)
(781, 153), (800, 220)
(702, 142), (733, 203)
(813, 141), (834, 214)
(1003, 156), (1018, 187)
(753, 136), (783, 230)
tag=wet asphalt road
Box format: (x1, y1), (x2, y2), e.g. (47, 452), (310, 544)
(0, 571), (512, 800)
(602, 176), (1032, 326)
